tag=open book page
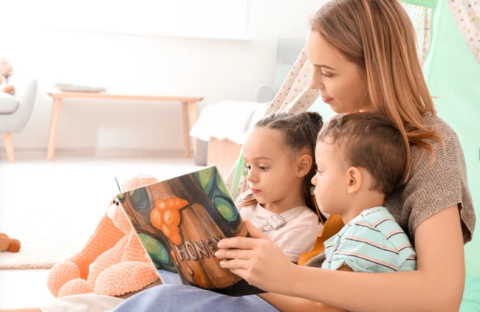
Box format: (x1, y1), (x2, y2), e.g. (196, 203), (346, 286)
(117, 166), (264, 296)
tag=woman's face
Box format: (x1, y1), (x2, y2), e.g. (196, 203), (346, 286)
(307, 31), (372, 113)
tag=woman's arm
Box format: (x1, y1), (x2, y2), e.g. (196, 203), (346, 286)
(259, 265), (351, 312)
(218, 205), (465, 312)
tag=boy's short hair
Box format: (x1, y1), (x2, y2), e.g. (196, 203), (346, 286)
(317, 112), (407, 195)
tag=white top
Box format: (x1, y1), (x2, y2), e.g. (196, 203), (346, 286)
(240, 203), (324, 262)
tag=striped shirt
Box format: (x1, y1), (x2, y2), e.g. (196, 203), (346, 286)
(322, 207), (416, 273)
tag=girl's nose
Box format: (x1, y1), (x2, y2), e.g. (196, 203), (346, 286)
(247, 170), (257, 183)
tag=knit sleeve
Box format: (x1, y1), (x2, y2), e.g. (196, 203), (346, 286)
(389, 118), (476, 243)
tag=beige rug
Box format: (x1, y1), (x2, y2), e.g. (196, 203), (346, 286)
(0, 214), (101, 270)
(0, 239), (87, 270)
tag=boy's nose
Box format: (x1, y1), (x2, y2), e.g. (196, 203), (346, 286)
(311, 175), (317, 185)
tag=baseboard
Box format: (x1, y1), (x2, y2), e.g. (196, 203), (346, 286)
(0, 147), (187, 160)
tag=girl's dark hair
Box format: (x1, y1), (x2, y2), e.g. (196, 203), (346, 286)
(238, 112), (324, 214)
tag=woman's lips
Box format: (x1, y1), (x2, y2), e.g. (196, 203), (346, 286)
(322, 97), (333, 103)
(251, 188), (261, 194)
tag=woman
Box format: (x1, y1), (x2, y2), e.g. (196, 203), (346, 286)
(215, 1), (475, 311)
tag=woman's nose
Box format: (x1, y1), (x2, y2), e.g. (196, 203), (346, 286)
(309, 68), (325, 91)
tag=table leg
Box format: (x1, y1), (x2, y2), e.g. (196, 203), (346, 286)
(2, 133), (15, 163)
(47, 98), (63, 161)
(181, 101), (191, 158)
(187, 101), (198, 156)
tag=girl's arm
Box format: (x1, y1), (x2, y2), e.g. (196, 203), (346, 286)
(218, 205), (465, 312)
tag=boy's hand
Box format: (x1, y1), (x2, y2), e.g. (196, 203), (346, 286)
(215, 220), (297, 294)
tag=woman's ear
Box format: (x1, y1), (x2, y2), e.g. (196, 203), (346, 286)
(346, 167), (362, 195)
(297, 154), (313, 178)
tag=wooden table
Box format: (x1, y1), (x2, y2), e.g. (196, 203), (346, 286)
(46, 92), (203, 161)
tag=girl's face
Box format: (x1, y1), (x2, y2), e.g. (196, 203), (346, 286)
(307, 31), (372, 113)
(243, 128), (303, 206)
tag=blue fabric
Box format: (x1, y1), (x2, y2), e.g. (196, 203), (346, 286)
(110, 284), (279, 312)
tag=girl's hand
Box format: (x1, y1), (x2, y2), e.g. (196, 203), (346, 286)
(215, 220), (297, 294)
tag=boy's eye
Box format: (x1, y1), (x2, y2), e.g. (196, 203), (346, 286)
(316, 170), (323, 175)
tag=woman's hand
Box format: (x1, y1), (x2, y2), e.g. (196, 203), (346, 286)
(215, 220), (298, 294)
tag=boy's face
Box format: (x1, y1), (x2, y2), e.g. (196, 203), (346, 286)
(243, 128), (299, 205)
(311, 140), (349, 215)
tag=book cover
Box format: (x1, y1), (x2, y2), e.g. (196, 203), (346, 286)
(117, 166), (264, 296)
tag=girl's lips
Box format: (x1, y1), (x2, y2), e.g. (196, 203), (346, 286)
(322, 97), (333, 103)
(251, 188), (261, 194)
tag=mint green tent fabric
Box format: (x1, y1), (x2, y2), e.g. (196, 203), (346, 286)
(460, 275), (480, 311)
(421, 0), (480, 278)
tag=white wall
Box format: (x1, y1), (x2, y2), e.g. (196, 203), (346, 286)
(0, 0), (327, 153)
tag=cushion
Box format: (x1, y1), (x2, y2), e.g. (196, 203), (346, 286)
(0, 93), (19, 114)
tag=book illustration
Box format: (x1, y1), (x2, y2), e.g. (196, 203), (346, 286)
(118, 167), (259, 295)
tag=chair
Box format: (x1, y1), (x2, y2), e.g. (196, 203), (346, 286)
(0, 74), (37, 163)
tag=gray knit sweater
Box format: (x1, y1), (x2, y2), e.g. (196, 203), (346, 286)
(306, 116), (476, 267)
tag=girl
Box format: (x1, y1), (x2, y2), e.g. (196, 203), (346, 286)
(236, 112), (325, 263)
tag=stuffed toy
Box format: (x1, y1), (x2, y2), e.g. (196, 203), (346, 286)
(47, 175), (160, 298)
(0, 233), (21, 252)
(0, 57), (14, 94)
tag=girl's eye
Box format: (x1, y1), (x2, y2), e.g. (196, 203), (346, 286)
(321, 72), (332, 78)
(244, 165), (251, 170)
(259, 166), (268, 171)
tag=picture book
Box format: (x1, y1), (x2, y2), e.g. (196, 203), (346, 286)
(116, 166), (264, 296)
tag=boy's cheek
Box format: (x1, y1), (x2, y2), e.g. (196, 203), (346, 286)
(313, 187), (322, 200)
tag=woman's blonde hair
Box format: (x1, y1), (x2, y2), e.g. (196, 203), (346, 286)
(310, 0), (442, 180)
